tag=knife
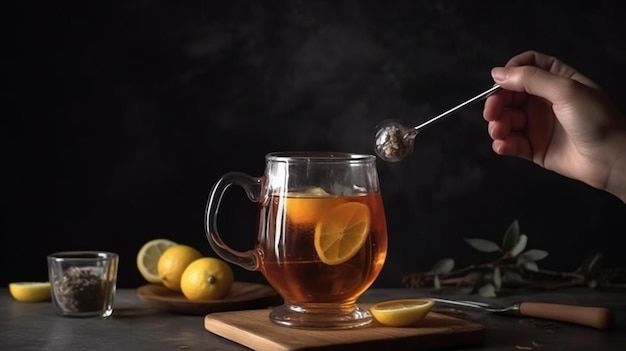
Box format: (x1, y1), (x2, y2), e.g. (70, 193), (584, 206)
(429, 297), (614, 329)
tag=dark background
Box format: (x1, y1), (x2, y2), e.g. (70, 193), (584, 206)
(5, 0), (626, 289)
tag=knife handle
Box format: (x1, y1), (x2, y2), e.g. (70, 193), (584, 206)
(518, 302), (614, 329)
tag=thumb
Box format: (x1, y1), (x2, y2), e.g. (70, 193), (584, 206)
(491, 66), (573, 104)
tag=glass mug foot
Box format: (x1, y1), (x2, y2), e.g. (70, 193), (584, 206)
(269, 304), (373, 329)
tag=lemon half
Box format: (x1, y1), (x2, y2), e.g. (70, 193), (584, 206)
(137, 238), (178, 283)
(370, 299), (434, 327)
(9, 282), (52, 302)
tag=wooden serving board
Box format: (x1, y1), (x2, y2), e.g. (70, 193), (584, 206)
(204, 306), (484, 351)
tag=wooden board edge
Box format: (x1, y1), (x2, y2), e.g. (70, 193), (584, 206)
(205, 316), (291, 351)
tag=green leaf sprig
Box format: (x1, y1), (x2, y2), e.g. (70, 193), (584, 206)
(402, 220), (609, 297)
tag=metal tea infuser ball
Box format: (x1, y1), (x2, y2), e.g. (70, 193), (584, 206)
(374, 85), (501, 162)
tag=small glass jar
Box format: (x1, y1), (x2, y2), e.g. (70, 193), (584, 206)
(47, 251), (119, 318)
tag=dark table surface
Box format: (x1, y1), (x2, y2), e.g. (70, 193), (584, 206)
(2, 286), (625, 351)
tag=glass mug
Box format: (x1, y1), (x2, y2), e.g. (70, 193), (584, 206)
(205, 152), (388, 329)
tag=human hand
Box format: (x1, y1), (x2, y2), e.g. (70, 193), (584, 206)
(483, 50), (626, 202)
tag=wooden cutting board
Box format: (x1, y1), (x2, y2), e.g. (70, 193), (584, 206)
(204, 306), (484, 351)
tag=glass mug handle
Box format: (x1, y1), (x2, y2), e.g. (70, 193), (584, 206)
(204, 171), (262, 271)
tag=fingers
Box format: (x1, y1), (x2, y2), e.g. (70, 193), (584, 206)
(505, 50), (565, 73)
(492, 135), (532, 161)
(483, 90), (527, 133)
(487, 110), (527, 139)
(484, 87), (531, 160)
(483, 93), (505, 122)
(491, 66), (576, 104)
(500, 50), (598, 88)
(483, 90), (525, 118)
(505, 50), (578, 79)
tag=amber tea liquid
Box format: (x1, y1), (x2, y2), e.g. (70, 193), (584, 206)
(257, 192), (388, 306)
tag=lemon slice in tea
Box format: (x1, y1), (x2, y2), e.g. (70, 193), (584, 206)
(285, 187), (346, 225)
(370, 299), (434, 327)
(314, 201), (370, 265)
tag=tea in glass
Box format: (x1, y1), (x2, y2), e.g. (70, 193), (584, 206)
(260, 191), (387, 306)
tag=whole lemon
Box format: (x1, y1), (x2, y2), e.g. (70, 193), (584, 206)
(157, 245), (203, 292)
(180, 257), (234, 301)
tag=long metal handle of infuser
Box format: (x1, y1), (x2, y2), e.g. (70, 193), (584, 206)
(412, 85), (501, 132)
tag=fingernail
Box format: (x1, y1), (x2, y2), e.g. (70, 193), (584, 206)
(491, 67), (508, 82)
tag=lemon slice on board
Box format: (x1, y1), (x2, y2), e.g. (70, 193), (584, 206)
(370, 299), (434, 327)
(314, 201), (371, 265)
(137, 238), (178, 283)
(9, 282), (52, 302)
